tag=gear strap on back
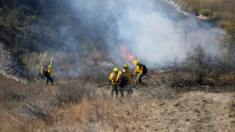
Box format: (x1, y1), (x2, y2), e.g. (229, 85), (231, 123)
(117, 71), (129, 87)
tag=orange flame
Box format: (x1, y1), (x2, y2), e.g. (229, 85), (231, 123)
(118, 43), (135, 65)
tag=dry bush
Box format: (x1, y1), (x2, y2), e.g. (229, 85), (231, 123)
(0, 82), (44, 104)
(77, 60), (113, 84)
(21, 101), (54, 125)
(186, 43), (209, 86)
(0, 86), (26, 103)
(44, 95), (150, 131)
(139, 80), (176, 100)
(0, 83), (48, 132)
(167, 58), (195, 88)
(17, 82), (99, 126)
(0, 114), (42, 132)
(50, 82), (96, 107)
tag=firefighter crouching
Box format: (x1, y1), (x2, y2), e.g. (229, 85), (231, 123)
(109, 67), (119, 98)
(117, 64), (134, 97)
(134, 60), (147, 86)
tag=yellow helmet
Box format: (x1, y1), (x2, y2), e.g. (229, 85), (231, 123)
(134, 60), (139, 65)
(113, 67), (119, 72)
(48, 65), (52, 68)
(41, 66), (43, 69)
(51, 58), (54, 60)
(123, 64), (129, 68)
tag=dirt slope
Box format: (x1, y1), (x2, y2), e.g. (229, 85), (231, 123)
(149, 92), (234, 132)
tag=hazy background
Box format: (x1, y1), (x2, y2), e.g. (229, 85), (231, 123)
(66, 0), (223, 67)
(0, 0), (225, 73)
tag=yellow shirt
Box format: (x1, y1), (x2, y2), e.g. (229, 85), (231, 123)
(117, 69), (132, 84)
(48, 68), (52, 75)
(40, 69), (43, 75)
(134, 64), (144, 75)
(109, 72), (118, 85)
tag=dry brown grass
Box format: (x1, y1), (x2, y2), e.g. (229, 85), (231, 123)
(2, 90), (235, 131)
(0, 76), (175, 132)
(1, 70), (235, 131)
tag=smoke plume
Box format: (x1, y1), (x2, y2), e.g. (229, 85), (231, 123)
(64, 0), (223, 67)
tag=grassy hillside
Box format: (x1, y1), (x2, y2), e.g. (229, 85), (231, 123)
(0, 0), (115, 73)
(177, 0), (235, 27)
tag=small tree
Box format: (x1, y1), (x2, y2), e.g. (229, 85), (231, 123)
(170, 58), (179, 87)
(187, 43), (208, 86)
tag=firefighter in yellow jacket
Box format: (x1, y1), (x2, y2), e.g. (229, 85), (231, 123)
(46, 65), (53, 86)
(117, 64), (133, 97)
(109, 67), (119, 98)
(39, 66), (44, 80)
(134, 60), (143, 86)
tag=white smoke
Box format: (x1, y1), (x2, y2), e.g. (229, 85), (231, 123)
(69, 0), (224, 67)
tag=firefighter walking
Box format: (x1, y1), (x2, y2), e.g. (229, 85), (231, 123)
(117, 64), (134, 97)
(109, 67), (119, 98)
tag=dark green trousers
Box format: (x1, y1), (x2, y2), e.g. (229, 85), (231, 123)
(46, 76), (53, 86)
(135, 74), (142, 86)
(110, 84), (118, 98)
(118, 84), (133, 97)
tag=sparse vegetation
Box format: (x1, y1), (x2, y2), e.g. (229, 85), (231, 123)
(177, 0), (235, 27)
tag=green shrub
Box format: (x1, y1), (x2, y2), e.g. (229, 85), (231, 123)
(199, 9), (211, 16)
(188, 4), (198, 12)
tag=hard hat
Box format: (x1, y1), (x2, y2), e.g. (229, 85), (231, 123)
(41, 66), (43, 69)
(51, 58), (54, 60)
(134, 60), (140, 65)
(123, 64), (129, 68)
(113, 67), (119, 72)
(48, 65), (52, 68)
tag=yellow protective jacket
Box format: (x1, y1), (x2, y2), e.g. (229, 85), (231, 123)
(117, 69), (132, 84)
(135, 64), (144, 75)
(40, 69), (43, 75)
(109, 72), (118, 85)
(48, 68), (52, 75)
